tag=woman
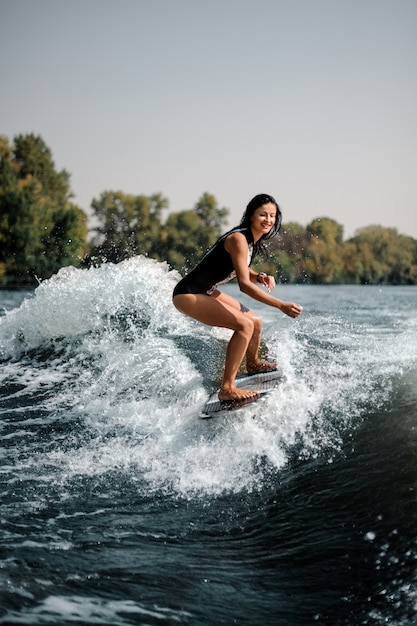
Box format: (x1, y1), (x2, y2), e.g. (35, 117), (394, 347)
(173, 193), (303, 402)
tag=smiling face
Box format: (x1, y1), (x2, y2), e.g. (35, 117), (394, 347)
(250, 202), (277, 239)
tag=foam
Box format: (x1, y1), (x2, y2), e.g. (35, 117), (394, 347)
(0, 261), (416, 497)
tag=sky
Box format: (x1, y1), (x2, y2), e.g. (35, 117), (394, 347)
(1, 0), (416, 239)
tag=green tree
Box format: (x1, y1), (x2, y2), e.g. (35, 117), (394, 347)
(0, 134), (88, 284)
(160, 209), (204, 272)
(158, 193), (229, 272)
(267, 221), (312, 283)
(13, 133), (71, 204)
(195, 192), (229, 237)
(89, 191), (168, 263)
(350, 226), (417, 284)
(339, 240), (363, 283)
(299, 217), (346, 283)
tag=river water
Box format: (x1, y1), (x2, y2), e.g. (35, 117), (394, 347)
(0, 256), (416, 625)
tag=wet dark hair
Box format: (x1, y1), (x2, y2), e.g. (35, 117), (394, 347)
(239, 193), (282, 257)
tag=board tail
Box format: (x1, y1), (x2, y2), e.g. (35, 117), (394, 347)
(201, 370), (284, 418)
(201, 390), (269, 419)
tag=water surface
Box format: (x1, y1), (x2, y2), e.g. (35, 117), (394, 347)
(1, 258), (416, 625)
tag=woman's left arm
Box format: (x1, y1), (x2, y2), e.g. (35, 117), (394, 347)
(225, 233), (303, 318)
(249, 270), (276, 293)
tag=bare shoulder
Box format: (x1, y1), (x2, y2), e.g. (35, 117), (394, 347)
(224, 231), (248, 253)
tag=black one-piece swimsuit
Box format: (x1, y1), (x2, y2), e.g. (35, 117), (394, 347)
(172, 227), (255, 297)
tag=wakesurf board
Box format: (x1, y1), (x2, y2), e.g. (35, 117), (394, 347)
(201, 369), (283, 419)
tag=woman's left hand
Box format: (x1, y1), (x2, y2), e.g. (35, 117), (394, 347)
(258, 273), (276, 292)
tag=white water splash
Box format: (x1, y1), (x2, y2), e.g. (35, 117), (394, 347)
(1, 261), (416, 497)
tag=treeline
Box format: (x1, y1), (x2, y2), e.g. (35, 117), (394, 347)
(1, 133), (417, 286)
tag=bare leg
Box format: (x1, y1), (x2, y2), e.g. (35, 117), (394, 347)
(210, 292), (276, 374)
(173, 292), (259, 401)
(244, 313), (277, 373)
(221, 326), (255, 400)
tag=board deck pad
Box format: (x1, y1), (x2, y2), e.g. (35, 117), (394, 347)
(201, 370), (283, 418)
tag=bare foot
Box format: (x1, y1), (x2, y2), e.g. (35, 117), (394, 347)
(247, 359), (277, 374)
(218, 387), (259, 402)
